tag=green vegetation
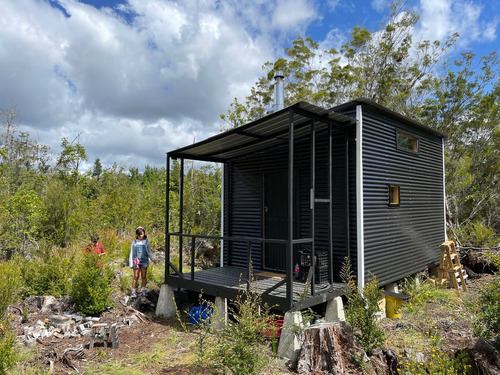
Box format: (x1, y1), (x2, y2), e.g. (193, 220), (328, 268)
(400, 275), (457, 314)
(473, 253), (500, 347)
(182, 289), (276, 374)
(396, 349), (472, 375)
(0, 262), (22, 374)
(474, 276), (500, 347)
(0, 0), (499, 372)
(0, 321), (17, 375)
(341, 257), (385, 356)
(70, 252), (114, 316)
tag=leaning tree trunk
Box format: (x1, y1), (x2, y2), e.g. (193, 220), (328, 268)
(296, 322), (368, 374)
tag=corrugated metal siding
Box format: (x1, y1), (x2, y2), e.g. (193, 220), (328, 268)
(225, 130), (352, 274)
(331, 129), (351, 281)
(225, 159), (265, 268)
(360, 107), (445, 284)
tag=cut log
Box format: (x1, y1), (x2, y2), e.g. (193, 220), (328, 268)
(296, 322), (367, 374)
(465, 338), (500, 375)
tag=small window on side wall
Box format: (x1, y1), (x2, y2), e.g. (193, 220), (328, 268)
(389, 185), (400, 206)
(397, 131), (419, 152)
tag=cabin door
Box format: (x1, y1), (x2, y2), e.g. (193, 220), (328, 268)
(263, 171), (288, 271)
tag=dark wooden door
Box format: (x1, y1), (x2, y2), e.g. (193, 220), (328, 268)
(263, 171), (287, 271)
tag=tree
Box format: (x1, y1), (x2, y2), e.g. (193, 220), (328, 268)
(56, 136), (87, 182)
(92, 158), (102, 179)
(221, 1), (457, 129)
(0, 108), (50, 253)
(418, 52), (500, 243)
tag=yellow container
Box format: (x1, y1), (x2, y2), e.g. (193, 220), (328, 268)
(384, 291), (408, 319)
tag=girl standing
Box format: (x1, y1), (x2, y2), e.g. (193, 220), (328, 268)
(129, 226), (157, 297)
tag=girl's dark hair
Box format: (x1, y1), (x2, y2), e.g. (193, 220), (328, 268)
(135, 226), (147, 239)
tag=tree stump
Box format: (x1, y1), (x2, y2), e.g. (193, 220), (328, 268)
(297, 322), (367, 374)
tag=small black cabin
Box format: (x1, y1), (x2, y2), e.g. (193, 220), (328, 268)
(164, 98), (446, 312)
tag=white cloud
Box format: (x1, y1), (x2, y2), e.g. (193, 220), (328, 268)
(418, 0), (497, 48)
(371, 0), (387, 12)
(272, 0), (317, 32)
(0, 0), (302, 169)
(1, 0), (497, 171)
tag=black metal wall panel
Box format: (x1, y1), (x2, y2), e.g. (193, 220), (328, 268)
(226, 130), (351, 274)
(360, 107), (445, 284)
(225, 159), (265, 269)
(331, 129), (351, 281)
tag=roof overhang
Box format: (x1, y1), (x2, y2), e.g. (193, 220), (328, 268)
(332, 97), (447, 139)
(167, 101), (356, 163)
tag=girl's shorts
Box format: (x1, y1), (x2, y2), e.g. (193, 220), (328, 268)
(133, 257), (149, 268)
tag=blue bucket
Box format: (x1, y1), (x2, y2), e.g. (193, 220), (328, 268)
(189, 303), (213, 325)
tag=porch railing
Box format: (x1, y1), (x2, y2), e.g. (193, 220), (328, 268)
(166, 232), (326, 302)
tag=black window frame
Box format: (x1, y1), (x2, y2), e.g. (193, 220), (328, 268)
(396, 130), (419, 153)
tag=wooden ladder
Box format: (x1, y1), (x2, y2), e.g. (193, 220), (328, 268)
(437, 241), (467, 292)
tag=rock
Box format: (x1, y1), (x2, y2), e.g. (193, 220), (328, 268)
(296, 322), (368, 374)
(50, 315), (75, 333)
(40, 296), (59, 314)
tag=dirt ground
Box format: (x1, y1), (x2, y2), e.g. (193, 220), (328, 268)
(7, 271), (497, 374)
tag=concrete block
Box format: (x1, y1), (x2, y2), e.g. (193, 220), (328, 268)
(212, 297), (227, 331)
(277, 311), (303, 362)
(325, 296), (345, 322)
(155, 284), (177, 318)
(385, 282), (399, 293)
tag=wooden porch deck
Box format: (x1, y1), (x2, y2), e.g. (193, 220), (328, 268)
(167, 266), (344, 310)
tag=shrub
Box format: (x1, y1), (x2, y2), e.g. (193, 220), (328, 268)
(120, 241), (132, 267)
(474, 275), (500, 347)
(0, 260), (22, 375)
(97, 229), (119, 259)
(0, 260), (22, 319)
(145, 262), (164, 288)
(19, 247), (76, 297)
(485, 250), (500, 272)
(0, 320), (18, 375)
(213, 291), (272, 374)
(340, 257), (385, 355)
(457, 221), (498, 247)
(70, 252), (114, 316)
(187, 289), (274, 374)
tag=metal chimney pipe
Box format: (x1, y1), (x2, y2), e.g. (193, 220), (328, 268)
(274, 71), (285, 112)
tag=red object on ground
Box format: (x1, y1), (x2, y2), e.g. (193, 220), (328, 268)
(260, 317), (284, 338)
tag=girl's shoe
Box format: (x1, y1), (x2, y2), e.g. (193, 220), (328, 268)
(141, 289), (147, 297)
(130, 291), (137, 298)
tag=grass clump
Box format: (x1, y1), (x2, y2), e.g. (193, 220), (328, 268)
(396, 349), (472, 374)
(400, 275), (457, 314)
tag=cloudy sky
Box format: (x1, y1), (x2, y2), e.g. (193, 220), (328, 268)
(1, 0), (498, 171)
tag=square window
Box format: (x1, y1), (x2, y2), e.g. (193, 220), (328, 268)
(397, 131), (419, 152)
(389, 185), (400, 206)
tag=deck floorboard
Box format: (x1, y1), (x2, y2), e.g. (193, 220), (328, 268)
(173, 266), (343, 302)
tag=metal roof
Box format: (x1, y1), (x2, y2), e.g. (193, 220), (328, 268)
(167, 101), (356, 163)
(332, 97), (447, 139)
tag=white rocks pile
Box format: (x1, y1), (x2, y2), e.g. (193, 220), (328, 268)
(21, 314), (101, 346)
